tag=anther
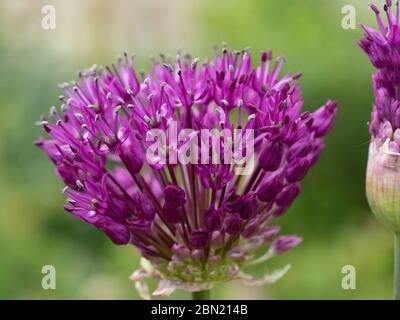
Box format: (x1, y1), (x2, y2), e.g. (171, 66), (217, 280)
(50, 106), (57, 116)
(76, 180), (84, 190)
(163, 63), (174, 73)
(74, 113), (84, 121)
(370, 3), (380, 14)
(191, 58), (199, 69)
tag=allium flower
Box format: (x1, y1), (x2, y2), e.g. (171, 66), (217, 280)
(359, 2), (400, 231)
(36, 46), (336, 299)
(359, 1), (400, 299)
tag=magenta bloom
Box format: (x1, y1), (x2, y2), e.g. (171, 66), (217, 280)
(359, 3), (400, 299)
(360, 2), (400, 237)
(359, 1), (400, 148)
(36, 47), (336, 297)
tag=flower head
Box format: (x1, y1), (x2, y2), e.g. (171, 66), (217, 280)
(359, 1), (400, 232)
(36, 46), (336, 298)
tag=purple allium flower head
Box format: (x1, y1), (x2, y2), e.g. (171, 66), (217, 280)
(359, 2), (400, 233)
(359, 1), (400, 147)
(36, 46), (336, 298)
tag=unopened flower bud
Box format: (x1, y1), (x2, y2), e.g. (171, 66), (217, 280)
(172, 244), (190, 259)
(257, 175), (282, 202)
(311, 100), (337, 138)
(261, 227), (281, 242)
(259, 141), (283, 172)
(211, 231), (224, 248)
(285, 158), (310, 182)
(190, 229), (210, 249)
(163, 201), (182, 224)
(275, 183), (301, 207)
(235, 192), (257, 219)
(242, 215), (261, 238)
(205, 207), (222, 231)
(192, 249), (205, 260)
(164, 184), (186, 206)
(224, 213), (242, 235)
(223, 188), (240, 213)
(271, 235), (302, 255)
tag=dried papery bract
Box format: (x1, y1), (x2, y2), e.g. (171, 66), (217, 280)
(36, 46), (336, 299)
(367, 140), (400, 232)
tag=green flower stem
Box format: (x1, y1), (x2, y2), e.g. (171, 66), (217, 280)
(395, 233), (400, 300)
(192, 290), (210, 300)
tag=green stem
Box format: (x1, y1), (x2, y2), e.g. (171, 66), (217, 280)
(395, 233), (400, 300)
(192, 290), (210, 300)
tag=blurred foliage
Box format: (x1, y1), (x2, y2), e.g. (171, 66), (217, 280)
(0, 0), (395, 299)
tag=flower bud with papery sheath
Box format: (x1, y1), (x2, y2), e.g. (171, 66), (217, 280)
(359, 1), (400, 232)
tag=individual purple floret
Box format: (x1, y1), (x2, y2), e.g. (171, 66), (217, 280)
(36, 46), (336, 298)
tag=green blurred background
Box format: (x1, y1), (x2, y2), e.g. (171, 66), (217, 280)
(0, 0), (394, 299)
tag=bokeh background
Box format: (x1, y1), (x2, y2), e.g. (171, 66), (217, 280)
(0, 0), (394, 299)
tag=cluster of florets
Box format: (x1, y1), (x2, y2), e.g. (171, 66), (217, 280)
(36, 46), (336, 297)
(359, 1), (400, 150)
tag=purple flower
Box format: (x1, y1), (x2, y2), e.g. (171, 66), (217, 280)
(359, 2), (400, 234)
(36, 46), (336, 298)
(359, 2), (400, 147)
